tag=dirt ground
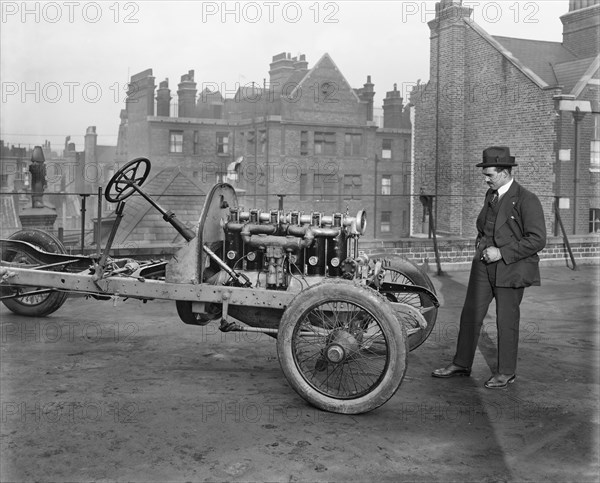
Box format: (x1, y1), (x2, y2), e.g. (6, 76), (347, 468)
(1, 264), (598, 482)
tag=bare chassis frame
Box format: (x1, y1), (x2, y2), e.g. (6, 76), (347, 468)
(0, 262), (436, 335)
(0, 161), (440, 414)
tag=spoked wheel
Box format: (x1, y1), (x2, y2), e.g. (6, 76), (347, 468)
(372, 255), (438, 351)
(277, 280), (407, 414)
(1, 229), (68, 316)
(105, 157), (151, 203)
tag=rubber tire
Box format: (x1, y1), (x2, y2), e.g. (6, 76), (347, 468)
(277, 279), (408, 414)
(2, 229), (69, 317)
(370, 254), (438, 352)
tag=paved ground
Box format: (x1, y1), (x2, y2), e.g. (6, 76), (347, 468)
(0, 264), (598, 482)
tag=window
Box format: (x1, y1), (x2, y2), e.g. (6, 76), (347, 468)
(344, 133), (362, 156)
(314, 132), (336, 155)
(193, 131), (199, 155)
(343, 175), (362, 200)
(217, 132), (229, 155)
(590, 208), (600, 233)
(382, 139), (392, 160)
(403, 173), (410, 194)
(591, 114), (600, 172)
(314, 173), (337, 201)
(381, 175), (391, 195)
(381, 211), (392, 233)
(169, 131), (183, 153)
(403, 139), (410, 160)
(300, 131), (308, 156)
(300, 173), (308, 200)
(402, 210), (408, 233)
(259, 130), (267, 154)
(247, 131), (255, 153)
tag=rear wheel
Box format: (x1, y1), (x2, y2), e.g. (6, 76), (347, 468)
(372, 255), (438, 351)
(1, 229), (69, 316)
(277, 280), (407, 414)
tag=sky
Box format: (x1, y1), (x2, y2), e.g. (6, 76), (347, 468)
(1, 0), (569, 151)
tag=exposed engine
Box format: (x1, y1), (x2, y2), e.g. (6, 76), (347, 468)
(220, 207), (368, 290)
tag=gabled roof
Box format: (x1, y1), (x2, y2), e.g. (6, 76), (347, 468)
(106, 167), (205, 245)
(492, 36), (577, 87)
(465, 21), (550, 88)
(412, 17), (598, 104)
(234, 84), (264, 102)
(570, 54), (600, 97)
(0, 195), (19, 229)
(289, 53), (361, 102)
(199, 87), (224, 102)
(464, 19), (600, 99)
(553, 55), (599, 94)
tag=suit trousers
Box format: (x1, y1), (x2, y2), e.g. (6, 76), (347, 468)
(453, 257), (524, 375)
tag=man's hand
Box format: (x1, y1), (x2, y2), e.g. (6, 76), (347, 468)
(481, 246), (502, 263)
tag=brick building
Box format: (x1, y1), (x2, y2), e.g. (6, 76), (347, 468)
(0, 129), (116, 241)
(115, 53), (412, 240)
(412, 0), (600, 237)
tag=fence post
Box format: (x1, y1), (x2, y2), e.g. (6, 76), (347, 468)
(420, 194), (444, 276)
(554, 197), (578, 271)
(80, 194), (89, 254)
(96, 186), (103, 258)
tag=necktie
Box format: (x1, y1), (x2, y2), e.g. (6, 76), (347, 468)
(489, 190), (498, 207)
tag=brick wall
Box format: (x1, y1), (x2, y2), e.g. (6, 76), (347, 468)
(117, 56), (413, 239)
(61, 235), (599, 273)
(360, 235), (600, 271)
(413, 14), (559, 239)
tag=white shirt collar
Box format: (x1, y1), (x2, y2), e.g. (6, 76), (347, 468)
(497, 178), (514, 197)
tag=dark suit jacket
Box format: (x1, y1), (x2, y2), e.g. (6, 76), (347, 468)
(476, 181), (547, 288)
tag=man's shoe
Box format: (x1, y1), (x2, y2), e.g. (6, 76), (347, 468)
(484, 374), (516, 389)
(431, 363), (471, 378)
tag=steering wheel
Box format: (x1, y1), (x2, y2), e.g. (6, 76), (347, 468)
(105, 157), (151, 203)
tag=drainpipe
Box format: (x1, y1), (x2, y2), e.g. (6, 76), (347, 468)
(374, 154), (378, 238)
(553, 97), (592, 234)
(572, 107), (585, 234)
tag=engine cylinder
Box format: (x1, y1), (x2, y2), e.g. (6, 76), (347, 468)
(326, 233), (346, 277)
(225, 208), (243, 268)
(306, 213), (325, 276)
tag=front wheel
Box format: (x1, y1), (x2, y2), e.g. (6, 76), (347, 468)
(277, 280), (408, 414)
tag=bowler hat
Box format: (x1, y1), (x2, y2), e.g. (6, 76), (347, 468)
(476, 146), (518, 167)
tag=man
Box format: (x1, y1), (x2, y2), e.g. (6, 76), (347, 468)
(432, 146), (546, 389)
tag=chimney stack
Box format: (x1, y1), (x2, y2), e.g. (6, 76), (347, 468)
(178, 70), (197, 118)
(269, 52), (295, 90)
(126, 69), (155, 120)
(292, 54), (308, 72)
(561, 1), (600, 58)
(358, 75), (375, 122)
(383, 84), (404, 129)
(156, 78), (172, 117)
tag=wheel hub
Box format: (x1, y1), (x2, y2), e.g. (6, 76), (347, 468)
(326, 344), (345, 363)
(325, 331), (359, 363)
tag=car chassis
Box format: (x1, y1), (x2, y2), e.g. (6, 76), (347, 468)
(0, 158), (439, 414)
